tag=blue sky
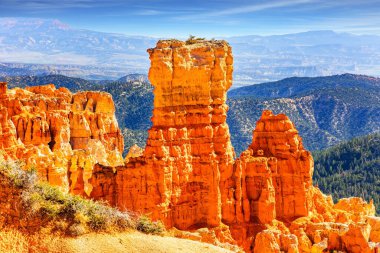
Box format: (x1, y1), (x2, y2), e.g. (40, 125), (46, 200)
(0, 0), (379, 37)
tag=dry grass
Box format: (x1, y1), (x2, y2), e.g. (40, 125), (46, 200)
(0, 156), (165, 236)
(0, 229), (29, 253)
(0, 229), (73, 253)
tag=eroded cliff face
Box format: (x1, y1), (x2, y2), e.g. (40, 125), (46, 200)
(225, 110), (380, 252)
(1, 40), (380, 253)
(223, 110), (313, 226)
(89, 40), (380, 252)
(111, 39), (235, 229)
(0, 82), (124, 195)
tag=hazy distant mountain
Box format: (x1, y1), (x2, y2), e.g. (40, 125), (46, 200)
(228, 31), (380, 86)
(0, 73), (149, 90)
(1, 18), (380, 85)
(0, 18), (157, 80)
(117, 74), (148, 83)
(1, 74), (95, 90)
(228, 73), (380, 98)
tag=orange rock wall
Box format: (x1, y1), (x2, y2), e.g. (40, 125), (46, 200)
(0, 83), (124, 195)
(225, 110), (314, 225)
(89, 40), (380, 252)
(110, 40), (235, 229)
(2, 40), (379, 253)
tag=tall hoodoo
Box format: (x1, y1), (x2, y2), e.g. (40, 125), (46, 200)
(89, 40), (379, 253)
(110, 39), (235, 229)
(230, 110), (314, 224)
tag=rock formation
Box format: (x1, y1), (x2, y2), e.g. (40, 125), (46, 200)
(88, 39), (380, 252)
(96, 39), (235, 229)
(0, 83), (124, 195)
(223, 110), (313, 225)
(1, 40), (379, 252)
(226, 110), (380, 252)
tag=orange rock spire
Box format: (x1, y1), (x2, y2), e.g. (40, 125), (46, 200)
(230, 110), (314, 224)
(89, 39), (380, 252)
(104, 39), (236, 229)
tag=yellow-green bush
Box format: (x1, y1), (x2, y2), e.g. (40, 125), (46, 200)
(0, 157), (165, 236)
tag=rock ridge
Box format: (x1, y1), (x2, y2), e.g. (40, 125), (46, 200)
(90, 39), (379, 252)
(0, 40), (379, 252)
(0, 82), (124, 195)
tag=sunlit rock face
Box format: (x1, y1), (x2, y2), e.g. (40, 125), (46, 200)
(225, 110), (313, 225)
(1, 40), (379, 253)
(0, 82), (124, 195)
(100, 39), (236, 229)
(95, 39), (378, 253)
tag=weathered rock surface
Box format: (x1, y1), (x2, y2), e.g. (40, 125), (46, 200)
(109, 39), (235, 229)
(89, 39), (380, 252)
(1, 40), (379, 253)
(0, 83), (124, 195)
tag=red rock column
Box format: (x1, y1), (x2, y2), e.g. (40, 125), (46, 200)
(232, 110), (314, 224)
(0, 82), (7, 95)
(118, 39), (235, 229)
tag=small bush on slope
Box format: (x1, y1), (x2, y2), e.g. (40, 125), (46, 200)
(136, 215), (165, 235)
(0, 156), (165, 236)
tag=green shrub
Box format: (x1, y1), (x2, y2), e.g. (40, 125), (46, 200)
(1, 158), (135, 234)
(0, 159), (37, 188)
(136, 215), (165, 235)
(186, 35), (205, 45)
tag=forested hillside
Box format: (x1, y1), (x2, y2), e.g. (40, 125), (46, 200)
(313, 133), (380, 212)
(228, 73), (380, 154)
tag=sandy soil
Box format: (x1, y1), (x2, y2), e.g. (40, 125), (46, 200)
(44, 231), (234, 253)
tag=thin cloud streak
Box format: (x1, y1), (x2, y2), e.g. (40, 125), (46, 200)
(0, 0), (128, 10)
(174, 0), (319, 20)
(209, 0), (316, 16)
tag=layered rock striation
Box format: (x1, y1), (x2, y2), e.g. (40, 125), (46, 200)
(93, 39), (235, 229)
(1, 40), (379, 252)
(224, 110), (314, 225)
(91, 39), (380, 252)
(0, 82), (124, 195)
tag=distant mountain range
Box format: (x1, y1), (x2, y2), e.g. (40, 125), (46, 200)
(0, 73), (148, 90)
(3, 73), (380, 156)
(1, 18), (380, 86)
